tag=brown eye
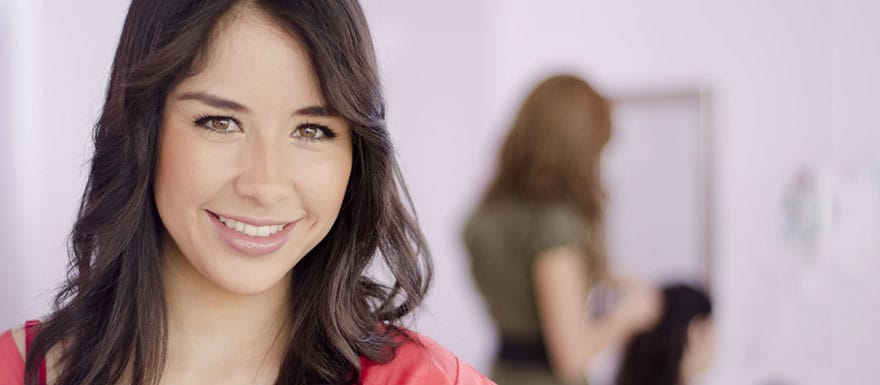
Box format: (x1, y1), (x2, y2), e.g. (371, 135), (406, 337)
(194, 116), (241, 135)
(207, 118), (231, 131)
(293, 124), (335, 141)
(300, 126), (319, 138)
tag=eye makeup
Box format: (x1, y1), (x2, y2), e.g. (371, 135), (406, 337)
(192, 114), (339, 143)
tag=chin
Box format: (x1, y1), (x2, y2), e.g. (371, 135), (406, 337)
(218, 272), (291, 296)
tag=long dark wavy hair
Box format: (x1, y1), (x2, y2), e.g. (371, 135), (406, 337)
(615, 284), (712, 385)
(25, 1), (432, 384)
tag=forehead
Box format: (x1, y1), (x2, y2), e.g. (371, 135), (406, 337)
(175, 8), (324, 108)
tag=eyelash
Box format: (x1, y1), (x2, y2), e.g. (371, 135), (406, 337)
(194, 114), (242, 136)
(295, 122), (338, 142)
(192, 115), (338, 142)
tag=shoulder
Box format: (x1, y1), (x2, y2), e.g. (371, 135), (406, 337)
(526, 201), (586, 252)
(4, 328), (26, 359)
(0, 327), (25, 384)
(359, 330), (495, 385)
(462, 198), (531, 243)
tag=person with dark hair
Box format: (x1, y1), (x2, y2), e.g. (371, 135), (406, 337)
(615, 284), (714, 385)
(462, 75), (660, 385)
(0, 1), (494, 384)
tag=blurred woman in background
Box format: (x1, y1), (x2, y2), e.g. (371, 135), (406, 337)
(463, 74), (659, 385)
(615, 284), (714, 385)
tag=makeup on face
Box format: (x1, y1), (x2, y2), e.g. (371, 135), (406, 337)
(153, 8), (353, 296)
(206, 210), (299, 257)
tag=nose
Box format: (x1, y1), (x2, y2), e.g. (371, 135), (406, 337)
(234, 136), (293, 206)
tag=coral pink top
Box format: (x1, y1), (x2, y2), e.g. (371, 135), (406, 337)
(360, 331), (495, 384)
(0, 329), (25, 385)
(0, 324), (494, 385)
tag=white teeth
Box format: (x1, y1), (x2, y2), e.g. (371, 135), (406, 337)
(218, 215), (285, 237)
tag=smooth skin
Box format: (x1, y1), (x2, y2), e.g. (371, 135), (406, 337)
(155, 7), (352, 385)
(13, 7), (353, 385)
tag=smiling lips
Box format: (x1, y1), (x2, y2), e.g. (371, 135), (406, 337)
(218, 215), (286, 237)
(207, 211), (297, 256)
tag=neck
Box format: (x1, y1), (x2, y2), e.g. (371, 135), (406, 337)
(161, 241), (291, 376)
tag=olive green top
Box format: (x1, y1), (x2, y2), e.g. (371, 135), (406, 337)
(463, 198), (588, 339)
(463, 198), (591, 385)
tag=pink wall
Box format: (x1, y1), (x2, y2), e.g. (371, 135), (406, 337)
(1, 0), (45, 328)
(831, 0), (880, 383)
(0, 0), (129, 327)
(0, 0), (22, 329)
(360, 0), (498, 372)
(375, 0), (840, 383)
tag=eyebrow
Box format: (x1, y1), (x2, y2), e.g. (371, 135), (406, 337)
(176, 91), (336, 117)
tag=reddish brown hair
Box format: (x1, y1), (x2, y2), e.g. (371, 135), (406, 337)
(484, 74), (612, 279)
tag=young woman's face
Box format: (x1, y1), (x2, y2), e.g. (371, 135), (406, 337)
(154, 9), (352, 295)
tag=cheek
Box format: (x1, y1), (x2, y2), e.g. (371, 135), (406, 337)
(154, 125), (231, 226)
(297, 146), (353, 220)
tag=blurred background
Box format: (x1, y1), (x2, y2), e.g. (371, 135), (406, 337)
(0, 0), (875, 384)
